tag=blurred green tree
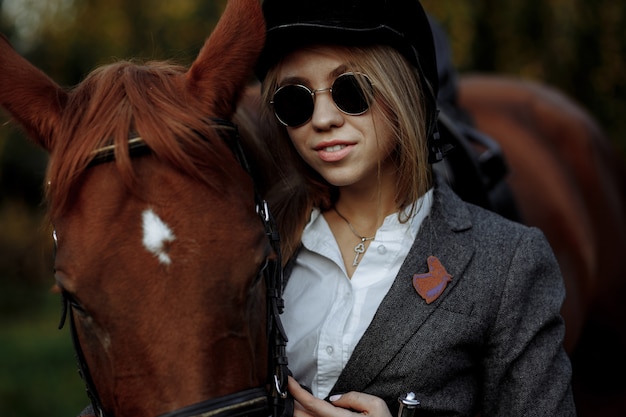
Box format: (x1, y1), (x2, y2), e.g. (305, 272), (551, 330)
(423, 0), (626, 155)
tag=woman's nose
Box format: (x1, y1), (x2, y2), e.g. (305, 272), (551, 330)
(310, 90), (344, 130)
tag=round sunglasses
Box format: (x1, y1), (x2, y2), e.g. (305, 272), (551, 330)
(270, 72), (374, 127)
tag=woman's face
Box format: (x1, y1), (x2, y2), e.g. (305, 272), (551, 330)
(274, 45), (397, 192)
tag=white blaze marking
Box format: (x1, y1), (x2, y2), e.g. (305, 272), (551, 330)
(142, 209), (176, 265)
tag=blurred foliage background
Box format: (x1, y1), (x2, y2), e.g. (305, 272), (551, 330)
(0, 0), (624, 416)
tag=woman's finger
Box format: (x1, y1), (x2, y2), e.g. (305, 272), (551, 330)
(329, 392), (392, 417)
(288, 376), (392, 417)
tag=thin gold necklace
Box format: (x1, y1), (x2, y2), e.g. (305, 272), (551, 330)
(333, 207), (375, 266)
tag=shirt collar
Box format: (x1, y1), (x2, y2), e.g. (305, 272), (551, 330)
(302, 188), (434, 251)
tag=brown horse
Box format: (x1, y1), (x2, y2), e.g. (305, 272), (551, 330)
(0, 1), (289, 417)
(456, 75), (626, 416)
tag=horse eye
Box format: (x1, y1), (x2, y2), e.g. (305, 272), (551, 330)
(56, 280), (88, 316)
(67, 294), (87, 314)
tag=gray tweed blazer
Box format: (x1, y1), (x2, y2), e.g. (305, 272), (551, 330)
(321, 180), (576, 416)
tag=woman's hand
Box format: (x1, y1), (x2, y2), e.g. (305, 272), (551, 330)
(288, 377), (393, 417)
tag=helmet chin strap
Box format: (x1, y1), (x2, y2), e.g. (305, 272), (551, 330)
(428, 110), (454, 164)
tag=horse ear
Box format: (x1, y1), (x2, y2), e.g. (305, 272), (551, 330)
(186, 0), (265, 118)
(0, 34), (67, 152)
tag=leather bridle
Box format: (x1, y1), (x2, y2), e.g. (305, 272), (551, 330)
(56, 118), (291, 417)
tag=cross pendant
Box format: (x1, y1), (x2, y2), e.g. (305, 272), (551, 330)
(353, 241), (366, 266)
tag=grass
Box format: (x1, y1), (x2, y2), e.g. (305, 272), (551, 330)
(0, 282), (87, 417)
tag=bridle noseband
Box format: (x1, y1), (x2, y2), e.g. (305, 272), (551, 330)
(57, 119), (291, 417)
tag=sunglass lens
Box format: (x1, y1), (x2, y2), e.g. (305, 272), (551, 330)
(332, 74), (372, 115)
(272, 85), (314, 127)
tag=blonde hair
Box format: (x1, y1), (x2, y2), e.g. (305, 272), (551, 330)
(260, 44), (432, 262)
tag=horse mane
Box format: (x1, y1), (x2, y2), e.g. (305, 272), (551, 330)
(45, 60), (239, 219)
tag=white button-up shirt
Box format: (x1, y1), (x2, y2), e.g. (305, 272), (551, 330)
(282, 190), (433, 399)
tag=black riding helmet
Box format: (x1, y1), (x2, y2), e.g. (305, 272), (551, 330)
(256, 0), (450, 163)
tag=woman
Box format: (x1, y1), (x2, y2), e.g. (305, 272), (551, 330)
(255, 0), (576, 416)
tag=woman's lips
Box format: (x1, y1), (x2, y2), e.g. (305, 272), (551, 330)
(315, 141), (354, 162)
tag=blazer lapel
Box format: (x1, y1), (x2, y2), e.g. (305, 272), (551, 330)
(331, 181), (476, 395)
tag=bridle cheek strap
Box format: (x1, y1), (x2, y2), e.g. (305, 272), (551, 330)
(257, 200), (291, 417)
(58, 291), (108, 417)
(225, 120), (292, 417)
